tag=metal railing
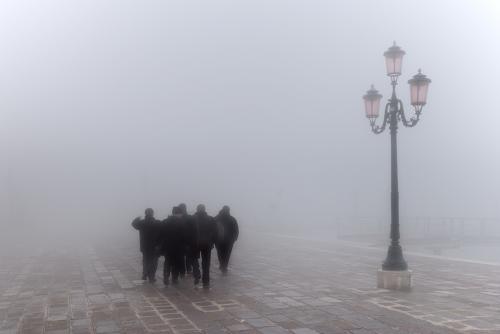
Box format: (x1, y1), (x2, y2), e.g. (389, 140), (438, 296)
(336, 216), (500, 242)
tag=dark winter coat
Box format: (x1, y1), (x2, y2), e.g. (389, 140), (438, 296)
(131, 217), (161, 254)
(182, 214), (197, 248)
(160, 215), (186, 255)
(215, 213), (239, 244)
(192, 212), (217, 249)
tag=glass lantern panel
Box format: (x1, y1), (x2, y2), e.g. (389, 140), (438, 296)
(410, 82), (429, 105)
(385, 56), (402, 76)
(365, 99), (380, 118)
(417, 83), (429, 105)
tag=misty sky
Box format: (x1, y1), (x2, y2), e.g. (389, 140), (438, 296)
(1, 0), (499, 235)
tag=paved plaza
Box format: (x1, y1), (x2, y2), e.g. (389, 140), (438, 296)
(1, 232), (500, 334)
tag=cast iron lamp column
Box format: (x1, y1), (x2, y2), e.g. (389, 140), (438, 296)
(363, 42), (431, 271)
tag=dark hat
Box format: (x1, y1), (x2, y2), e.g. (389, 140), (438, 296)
(172, 206), (182, 215)
(178, 203), (187, 214)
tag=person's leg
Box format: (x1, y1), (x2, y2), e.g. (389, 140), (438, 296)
(142, 253), (147, 280)
(218, 243), (229, 271)
(191, 250), (201, 285)
(143, 253), (155, 283)
(201, 248), (212, 287)
(224, 242), (234, 270)
(149, 255), (158, 282)
(167, 252), (175, 282)
(215, 243), (223, 269)
(179, 250), (186, 278)
(168, 253), (177, 284)
(163, 254), (170, 285)
(185, 247), (193, 274)
(172, 251), (183, 284)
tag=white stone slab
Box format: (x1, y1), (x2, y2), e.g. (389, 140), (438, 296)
(377, 269), (412, 291)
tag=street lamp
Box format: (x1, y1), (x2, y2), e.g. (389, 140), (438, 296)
(363, 42), (431, 289)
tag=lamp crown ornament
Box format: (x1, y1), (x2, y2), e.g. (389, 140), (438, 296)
(408, 69), (431, 86)
(383, 41), (405, 58)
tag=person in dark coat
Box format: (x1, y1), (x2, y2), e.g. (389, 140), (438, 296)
(191, 204), (217, 288)
(178, 203), (193, 275)
(131, 208), (161, 283)
(215, 205), (239, 273)
(161, 206), (185, 285)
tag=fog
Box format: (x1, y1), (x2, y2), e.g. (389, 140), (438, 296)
(1, 0), (500, 253)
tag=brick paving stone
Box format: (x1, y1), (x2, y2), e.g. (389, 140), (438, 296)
(244, 317), (276, 328)
(227, 323), (252, 331)
(1, 232), (500, 333)
(258, 327), (290, 334)
(291, 329), (320, 334)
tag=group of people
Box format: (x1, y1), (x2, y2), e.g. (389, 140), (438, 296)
(131, 203), (239, 288)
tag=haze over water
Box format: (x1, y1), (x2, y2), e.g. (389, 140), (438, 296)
(0, 0), (499, 261)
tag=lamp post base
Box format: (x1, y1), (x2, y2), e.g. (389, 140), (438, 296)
(377, 269), (412, 291)
(382, 243), (408, 271)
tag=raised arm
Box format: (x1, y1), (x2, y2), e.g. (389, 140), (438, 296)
(131, 217), (142, 230)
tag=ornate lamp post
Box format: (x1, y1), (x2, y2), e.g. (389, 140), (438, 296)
(363, 42), (431, 289)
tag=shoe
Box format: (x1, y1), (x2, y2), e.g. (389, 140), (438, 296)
(202, 283), (210, 289)
(172, 279), (179, 285)
(142, 275), (147, 280)
(149, 278), (156, 284)
(163, 279), (170, 286)
(194, 278), (200, 286)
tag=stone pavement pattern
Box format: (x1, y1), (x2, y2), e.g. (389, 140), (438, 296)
(1, 233), (500, 334)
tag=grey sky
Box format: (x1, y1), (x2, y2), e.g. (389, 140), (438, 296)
(0, 0), (499, 236)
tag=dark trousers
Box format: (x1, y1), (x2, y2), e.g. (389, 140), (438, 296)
(192, 247), (212, 285)
(179, 247), (188, 277)
(162, 254), (170, 282)
(142, 252), (158, 281)
(164, 250), (183, 283)
(179, 254), (186, 277)
(216, 241), (234, 270)
(185, 250), (193, 274)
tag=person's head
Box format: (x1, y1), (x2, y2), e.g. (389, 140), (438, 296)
(196, 204), (206, 214)
(172, 206), (182, 216)
(145, 208), (154, 219)
(220, 205), (230, 215)
(178, 203), (187, 215)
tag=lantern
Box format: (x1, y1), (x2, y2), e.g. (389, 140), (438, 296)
(363, 85), (382, 119)
(408, 69), (431, 113)
(384, 42), (405, 78)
